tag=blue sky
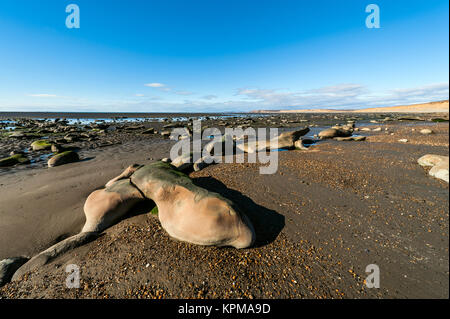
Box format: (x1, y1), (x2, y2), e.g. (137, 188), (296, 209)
(0, 0), (448, 112)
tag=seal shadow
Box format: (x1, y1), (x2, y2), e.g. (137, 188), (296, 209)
(192, 176), (285, 248)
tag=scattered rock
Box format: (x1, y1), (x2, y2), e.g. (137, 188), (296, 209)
(318, 127), (352, 139)
(8, 132), (26, 138)
(334, 136), (366, 142)
(398, 139), (408, 143)
(47, 151), (79, 167)
(161, 130), (171, 138)
(9, 150), (24, 156)
(64, 133), (80, 143)
(51, 143), (64, 153)
(398, 117), (425, 121)
(420, 129), (434, 135)
(237, 128), (310, 153)
(417, 154), (449, 183)
(31, 140), (52, 151)
(125, 125), (145, 131)
(0, 154), (30, 167)
(431, 118), (448, 122)
(142, 128), (155, 134)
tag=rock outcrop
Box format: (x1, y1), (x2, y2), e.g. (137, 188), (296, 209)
(418, 154), (449, 183)
(31, 140), (52, 151)
(83, 162), (255, 248)
(131, 162), (255, 248)
(236, 128), (310, 153)
(12, 232), (98, 281)
(82, 179), (145, 233)
(0, 154), (29, 167)
(318, 126), (353, 139)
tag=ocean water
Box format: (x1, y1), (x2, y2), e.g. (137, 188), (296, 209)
(0, 113), (271, 129)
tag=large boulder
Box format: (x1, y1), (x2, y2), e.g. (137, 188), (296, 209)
(418, 154), (449, 183)
(236, 128), (310, 153)
(31, 140), (52, 151)
(82, 178), (145, 232)
(130, 161), (255, 248)
(47, 151), (79, 167)
(318, 127), (352, 139)
(8, 132), (26, 139)
(318, 129), (339, 138)
(420, 129), (434, 135)
(0, 154), (29, 167)
(275, 128), (310, 149)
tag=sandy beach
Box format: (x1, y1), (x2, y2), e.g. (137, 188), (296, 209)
(0, 112), (448, 299)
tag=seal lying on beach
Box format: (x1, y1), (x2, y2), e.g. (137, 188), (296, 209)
(83, 161), (255, 248)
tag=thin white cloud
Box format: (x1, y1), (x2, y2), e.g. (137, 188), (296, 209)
(307, 84), (367, 97)
(390, 83), (449, 99)
(5, 82), (447, 112)
(135, 94), (145, 97)
(28, 94), (58, 98)
(144, 83), (165, 88)
(235, 82), (448, 110)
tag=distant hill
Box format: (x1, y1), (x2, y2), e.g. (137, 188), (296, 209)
(251, 100), (449, 113)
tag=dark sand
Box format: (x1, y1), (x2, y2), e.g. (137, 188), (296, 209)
(0, 116), (448, 299)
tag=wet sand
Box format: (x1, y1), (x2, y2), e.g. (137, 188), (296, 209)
(0, 115), (448, 299)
